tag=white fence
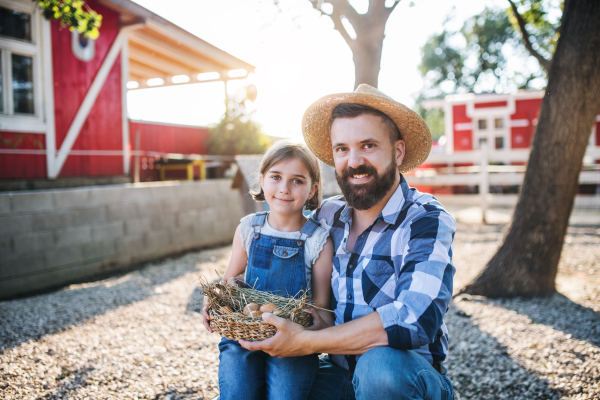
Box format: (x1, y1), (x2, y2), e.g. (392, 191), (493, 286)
(404, 146), (600, 223)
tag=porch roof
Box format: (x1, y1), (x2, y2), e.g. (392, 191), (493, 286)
(99, 0), (256, 90)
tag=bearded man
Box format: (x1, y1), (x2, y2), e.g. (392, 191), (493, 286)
(241, 85), (457, 400)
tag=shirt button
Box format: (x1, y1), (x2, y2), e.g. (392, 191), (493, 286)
(347, 294), (353, 300)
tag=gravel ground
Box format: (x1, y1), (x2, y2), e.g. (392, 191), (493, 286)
(1, 221), (599, 399)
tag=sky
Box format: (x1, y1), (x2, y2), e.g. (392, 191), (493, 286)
(127, 0), (510, 141)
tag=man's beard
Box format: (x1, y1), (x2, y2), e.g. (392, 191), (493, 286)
(335, 159), (398, 211)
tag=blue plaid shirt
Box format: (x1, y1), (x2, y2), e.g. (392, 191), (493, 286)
(314, 175), (456, 369)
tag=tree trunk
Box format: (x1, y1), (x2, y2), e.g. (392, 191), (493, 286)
(350, 30), (384, 89)
(462, 0), (600, 298)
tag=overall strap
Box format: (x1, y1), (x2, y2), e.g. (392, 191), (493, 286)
(298, 217), (321, 245)
(251, 212), (268, 239)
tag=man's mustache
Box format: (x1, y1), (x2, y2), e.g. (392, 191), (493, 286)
(340, 164), (378, 181)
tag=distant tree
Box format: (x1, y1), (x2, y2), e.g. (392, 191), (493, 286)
(418, 4), (559, 100)
(206, 100), (270, 156)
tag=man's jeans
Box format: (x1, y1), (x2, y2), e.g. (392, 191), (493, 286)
(308, 348), (454, 400)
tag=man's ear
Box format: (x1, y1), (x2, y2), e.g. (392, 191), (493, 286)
(395, 140), (406, 166)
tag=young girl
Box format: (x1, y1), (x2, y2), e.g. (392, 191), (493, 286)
(202, 141), (334, 400)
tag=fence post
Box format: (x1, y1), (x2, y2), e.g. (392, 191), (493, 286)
(480, 144), (489, 224)
(134, 130), (141, 183)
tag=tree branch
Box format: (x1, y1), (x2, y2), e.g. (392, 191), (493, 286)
(310, 0), (356, 47)
(507, 0), (552, 72)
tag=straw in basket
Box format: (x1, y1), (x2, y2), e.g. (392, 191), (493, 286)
(199, 276), (312, 341)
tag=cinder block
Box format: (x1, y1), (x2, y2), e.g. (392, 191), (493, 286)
(54, 226), (92, 248)
(176, 210), (198, 227)
(10, 192), (54, 213)
(0, 253), (46, 279)
(169, 225), (195, 252)
(45, 246), (83, 269)
(70, 207), (107, 226)
(0, 196), (10, 215)
(144, 230), (171, 253)
(121, 186), (154, 204)
(136, 203), (163, 218)
(32, 212), (70, 231)
(124, 217), (151, 236)
(88, 186), (125, 206)
(13, 231), (54, 254)
(149, 214), (177, 230)
(81, 240), (117, 261)
(106, 203), (138, 221)
(0, 234), (13, 255)
(91, 220), (124, 241)
(52, 189), (90, 210)
(115, 236), (144, 256)
(0, 215), (33, 236)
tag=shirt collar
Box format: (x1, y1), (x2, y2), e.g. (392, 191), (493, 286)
(339, 174), (410, 225)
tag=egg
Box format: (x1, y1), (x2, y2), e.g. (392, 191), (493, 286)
(248, 310), (263, 318)
(260, 303), (280, 313)
(243, 303), (260, 316)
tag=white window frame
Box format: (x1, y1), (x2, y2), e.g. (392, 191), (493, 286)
(473, 115), (511, 151)
(0, 0), (46, 132)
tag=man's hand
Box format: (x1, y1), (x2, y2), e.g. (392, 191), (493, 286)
(239, 312), (313, 358)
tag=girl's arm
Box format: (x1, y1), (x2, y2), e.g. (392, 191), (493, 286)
(202, 224), (247, 332)
(223, 224), (248, 282)
(306, 237), (335, 330)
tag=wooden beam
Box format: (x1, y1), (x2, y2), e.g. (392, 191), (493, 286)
(129, 45), (197, 77)
(129, 31), (227, 74)
(129, 60), (169, 79)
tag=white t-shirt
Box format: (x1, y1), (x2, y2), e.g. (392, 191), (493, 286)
(239, 213), (330, 292)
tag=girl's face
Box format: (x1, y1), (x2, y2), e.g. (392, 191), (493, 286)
(259, 157), (318, 216)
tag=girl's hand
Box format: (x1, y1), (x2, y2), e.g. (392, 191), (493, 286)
(305, 308), (334, 331)
(202, 299), (213, 333)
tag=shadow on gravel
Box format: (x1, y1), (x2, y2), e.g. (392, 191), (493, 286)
(446, 301), (559, 400)
(0, 252), (221, 352)
(490, 293), (600, 347)
(186, 286), (204, 314)
(41, 364), (95, 400)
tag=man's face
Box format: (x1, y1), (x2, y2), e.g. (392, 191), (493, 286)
(330, 114), (405, 211)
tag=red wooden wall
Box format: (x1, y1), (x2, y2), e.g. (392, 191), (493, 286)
(128, 121), (211, 182)
(52, 1), (124, 177)
(511, 98), (542, 149)
(453, 105), (472, 151)
(0, 133), (46, 179)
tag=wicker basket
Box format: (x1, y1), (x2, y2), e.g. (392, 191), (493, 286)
(199, 278), (312, 341)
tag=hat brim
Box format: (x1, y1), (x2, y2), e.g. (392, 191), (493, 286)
(302, 92), (432, 173)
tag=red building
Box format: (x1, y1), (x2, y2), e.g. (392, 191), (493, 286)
(423, 91), (600, 154)
(0, 0), (254, 188)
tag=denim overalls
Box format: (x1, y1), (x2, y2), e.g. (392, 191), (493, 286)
(218, 212), (321, 400)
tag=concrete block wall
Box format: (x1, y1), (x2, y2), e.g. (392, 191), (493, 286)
(0, 180), (244, 299)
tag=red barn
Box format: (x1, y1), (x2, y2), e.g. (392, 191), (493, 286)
(0, 0), (254, 188)
(423, 91), (600, 154)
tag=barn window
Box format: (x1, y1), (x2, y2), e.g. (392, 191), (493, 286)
(494, 118), (504, 129)
(0, 0), (44, 131)
(478, 119), (487, 130)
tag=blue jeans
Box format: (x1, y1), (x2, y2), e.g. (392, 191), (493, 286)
(218, 338), (319, 400)
(308, 348), (454, 400)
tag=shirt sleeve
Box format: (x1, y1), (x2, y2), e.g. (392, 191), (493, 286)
(376, 208), (456, 350)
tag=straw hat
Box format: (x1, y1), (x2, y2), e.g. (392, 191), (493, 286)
(302, 84), (432, 173)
